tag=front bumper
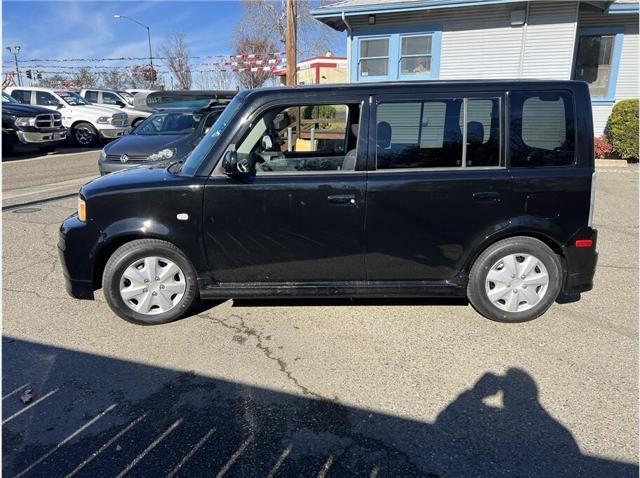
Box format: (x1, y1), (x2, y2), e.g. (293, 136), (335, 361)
(16, 128), (67, 145)
(98, 159), (169, 175)
(99, 127), (130, 139)
(58, 214), (102, 300)
(562, 227), (598, 294)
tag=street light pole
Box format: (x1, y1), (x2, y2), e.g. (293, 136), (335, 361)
(113, 15), (154, 86)
(6, 46), (22, 86)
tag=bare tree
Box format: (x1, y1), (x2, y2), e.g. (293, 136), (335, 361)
(233, 37), (278, 89)
(100, 68), (132, 90)
(235, 0), (341, 60)
(162, 31), (192, 90)
(40, 74), (71, 88)
(72, 67), (98, 89)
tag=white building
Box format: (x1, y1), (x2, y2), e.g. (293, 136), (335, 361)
(312, 0), (639, 135)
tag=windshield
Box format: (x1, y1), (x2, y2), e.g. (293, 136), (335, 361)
(118, 91), (134, 105)
(134, 111), (199, 136)
(180, 94), (246, 176)
(55, 91), (89, 106)
(2, 92), (17, 103)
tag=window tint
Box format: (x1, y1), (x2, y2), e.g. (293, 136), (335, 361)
(360, 38), (389, 77)
(84, 90), (99, 103)
(36, 91), (59, 106)
(236, 103), (360, 173)
(102, 92), (121, 105)
(573, 34), (614, 98)
(510, 91), (575, 167)
(10, 90), (31, 104)
(400, 35), (432, 75)
(460, 99), (501, 167)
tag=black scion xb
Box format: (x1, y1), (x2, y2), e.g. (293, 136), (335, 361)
(59, 81), (598, 325)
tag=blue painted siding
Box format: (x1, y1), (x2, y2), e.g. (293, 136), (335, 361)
(351, 24), (442, 82)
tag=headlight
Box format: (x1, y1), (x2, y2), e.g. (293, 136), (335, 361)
(96, 116), (111, 124)
(15, 117), (36, 127)
(99, 149), (106, 161)
(147, 148), (176, 162)
(78, 197), (87, 222)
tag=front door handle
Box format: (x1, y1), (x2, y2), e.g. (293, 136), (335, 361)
(473, 191), (501, 203)
(328, 194), (357, 205)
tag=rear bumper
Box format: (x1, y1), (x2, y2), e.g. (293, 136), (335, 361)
(562, 228), (598, 294)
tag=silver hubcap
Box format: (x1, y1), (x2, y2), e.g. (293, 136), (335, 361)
(75, 128), (92, 144)
(119, 256), (186, 315)
(485, 253), (549, 313)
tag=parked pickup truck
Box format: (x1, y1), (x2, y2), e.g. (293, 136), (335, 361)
(2, 91), (67, 154)
(5, 87), (130, 146)
(80, 88), (151, 128)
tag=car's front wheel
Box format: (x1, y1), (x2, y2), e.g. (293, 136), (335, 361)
(467, 236), (562, 323)
(72, 122), (98, 146)
(102, 239), (199, 325)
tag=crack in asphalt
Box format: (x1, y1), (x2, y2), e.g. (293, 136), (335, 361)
(199, 313), (337, 403)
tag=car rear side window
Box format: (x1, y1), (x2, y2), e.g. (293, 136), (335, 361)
(509, 91), (576, 167)
(84, 90), (98, 103)
(376, 97), (501, 169)
(10, 90), (31, 104)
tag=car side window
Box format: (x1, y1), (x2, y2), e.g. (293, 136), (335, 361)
(84, 90), (99, 103)
(102, 92), (120, 105)
(509, 91), (576, 167)
(35, 91), (60, 106)
(376, 97), (501, 170)
(236, 103), (360, 173)
(10, 90), (31, 104)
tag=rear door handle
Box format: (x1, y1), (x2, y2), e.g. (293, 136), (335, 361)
(473, 191), (501, 202)
(328, 194), (357, 205)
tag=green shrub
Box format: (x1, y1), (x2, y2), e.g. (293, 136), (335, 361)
(302, 105), (336, 120)
(606, 99), (639, 160)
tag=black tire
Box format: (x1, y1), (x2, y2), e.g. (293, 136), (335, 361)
(467, 236), (562, 323)
(102, 239), (199, 325)
(71, 122), (98, 147)
(2, 133), (15, 156)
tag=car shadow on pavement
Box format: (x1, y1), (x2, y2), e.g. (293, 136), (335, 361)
(229, 297), (469, 308)
(3, 336), (637, 477)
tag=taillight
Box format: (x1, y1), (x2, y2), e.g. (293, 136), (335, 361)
(588, 171), (596, 228)
(575, 239), (593, 248)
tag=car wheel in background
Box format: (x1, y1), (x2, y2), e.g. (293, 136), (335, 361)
(467, 236), (562, 323)
(102, 239), (199, 325)
(72, 122), (98, 146)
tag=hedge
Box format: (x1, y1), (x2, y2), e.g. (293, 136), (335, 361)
(606, 99), (639, 160)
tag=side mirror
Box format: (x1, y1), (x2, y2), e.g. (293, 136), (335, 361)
(117, 100), (126, 108)
(222, 150), (254, 176)
(56, 103), (63, 109)
(261, 135), (273, 150)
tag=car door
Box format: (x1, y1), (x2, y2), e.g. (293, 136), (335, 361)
(364, 92), (514, 281)
(202, 97), (369, 284)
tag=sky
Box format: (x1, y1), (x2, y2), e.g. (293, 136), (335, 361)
(2, 0), (345, 87)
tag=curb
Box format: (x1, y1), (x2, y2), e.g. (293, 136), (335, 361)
(595, 159), (630, 169)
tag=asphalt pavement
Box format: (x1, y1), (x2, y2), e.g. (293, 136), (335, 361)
(2, 152), (638, 477)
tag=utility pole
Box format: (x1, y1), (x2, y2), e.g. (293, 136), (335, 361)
(114, 15), (154, 87)
(285, 0), (297, 86)
(6, 46), (22, 86)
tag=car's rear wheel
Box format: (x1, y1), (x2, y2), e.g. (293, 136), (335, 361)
(467, 236), (562, 322)
(102, 239), (198, 325)
(72, 122), (98, 146)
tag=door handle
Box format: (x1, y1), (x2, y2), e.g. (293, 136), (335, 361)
(328, 194), (357, 205)
(473, 191), (501, 202)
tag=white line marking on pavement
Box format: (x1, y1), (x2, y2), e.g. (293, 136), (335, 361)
(15, 403), (117, 478)
(266, 444), (292, 478)
(2, 388), (59, 425)
(2, 383), (30, 400)
(165, 427), (216, 478)
(115, 418), (183, 478)
(215, 434), (254, 478)
(3, 150), (100, 164)
(316, 455), (334, 478)
(3, 175), (96, 200)
(65, 413), (148, 478)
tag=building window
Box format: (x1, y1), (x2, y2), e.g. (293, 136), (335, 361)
(572, 27), (624, 101)
(359, 38), (389, 78)
(400, 35), (432, 76)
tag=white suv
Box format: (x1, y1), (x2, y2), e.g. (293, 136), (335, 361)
(80, 89), (151, 128)
(5, 87), (130, 146)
